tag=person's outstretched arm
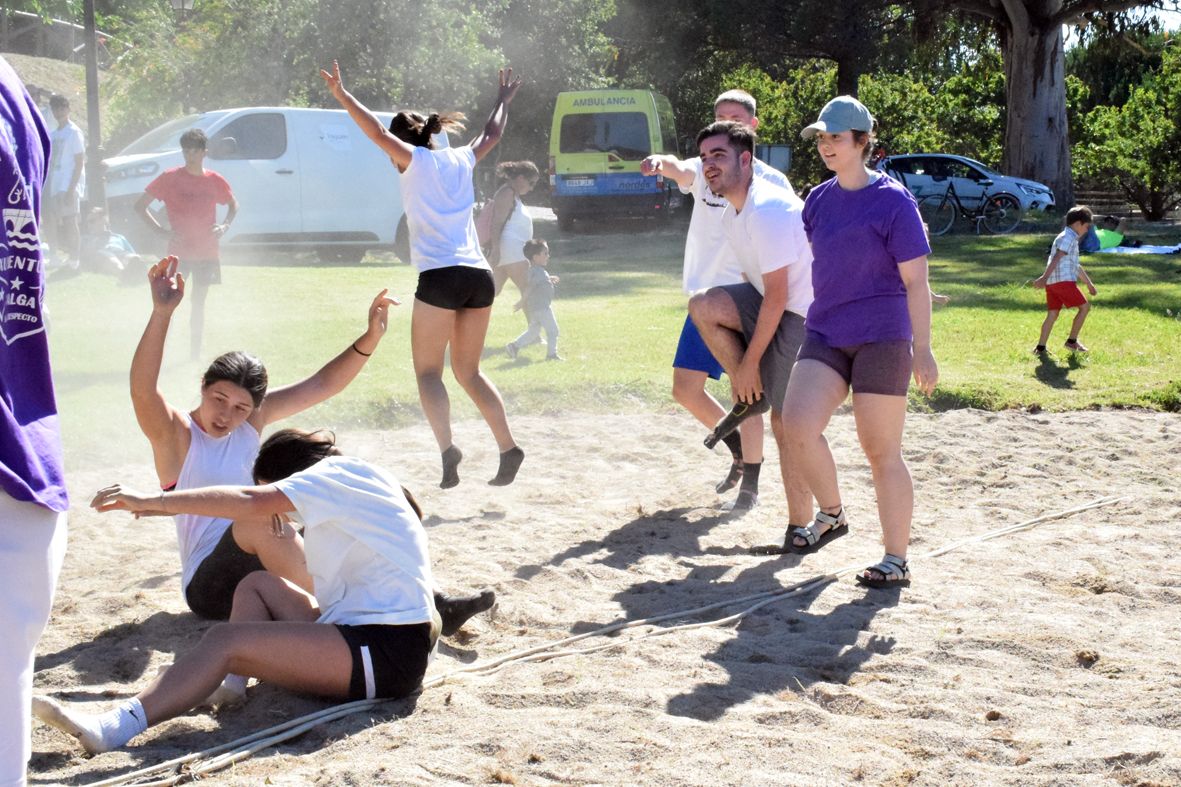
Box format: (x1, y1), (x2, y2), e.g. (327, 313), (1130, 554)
(129, 256), (192, 481)
(470, 68), (522, 163)
(640, 154), (696, 190)
(320, 60), (414, 170)
(253, 289), (400, 427)
(92, 481), (293, 521)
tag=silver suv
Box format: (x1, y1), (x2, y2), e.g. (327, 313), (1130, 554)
(879, 153), (1055, 214)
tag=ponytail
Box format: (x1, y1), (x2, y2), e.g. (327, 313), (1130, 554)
(390, 110), (467, 149)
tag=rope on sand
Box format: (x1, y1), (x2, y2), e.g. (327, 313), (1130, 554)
(86, 494), (1127, 786)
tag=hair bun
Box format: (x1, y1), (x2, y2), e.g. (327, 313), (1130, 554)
(425, 113), (443, 135)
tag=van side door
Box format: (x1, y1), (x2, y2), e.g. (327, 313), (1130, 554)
(206, 111), (301, 241)
(286, 111), (402, 245)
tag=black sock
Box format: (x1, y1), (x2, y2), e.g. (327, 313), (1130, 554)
(489, 446), (525, 486)
(435, 589), (496, 637)
(739, 461), (761, 494)
(721, 430), (743, 461)
(440, 445), (462, 489)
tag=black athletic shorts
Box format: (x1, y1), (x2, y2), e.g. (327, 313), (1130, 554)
(415, 266), (495, 310)
(335, 622), (434, 700)
(184, 525), (264, 621)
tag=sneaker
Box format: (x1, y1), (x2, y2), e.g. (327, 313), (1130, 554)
(704, 396), (771, 449)
(505, 342), (519, 360)
(1064, 339), (1089, 353)
(545, 352), (564, 361)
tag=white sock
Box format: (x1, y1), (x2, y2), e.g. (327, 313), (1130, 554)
(223, 674), (247, 695)
(96, 698), (149, 750)
(32, 696), (147, 754)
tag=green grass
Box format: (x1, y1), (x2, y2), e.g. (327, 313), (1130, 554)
(45, 222), (1181, 463)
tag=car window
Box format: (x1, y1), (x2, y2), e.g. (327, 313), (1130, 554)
(559, 112), (651, 159)
(210, 113), (287, 160)
(887, 158), (914, 175)
(943, 159), (982, 181)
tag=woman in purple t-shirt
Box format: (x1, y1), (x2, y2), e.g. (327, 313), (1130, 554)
(781, 96), (938, 589)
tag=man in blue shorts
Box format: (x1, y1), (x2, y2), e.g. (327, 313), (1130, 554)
(641, 90), (795, 512)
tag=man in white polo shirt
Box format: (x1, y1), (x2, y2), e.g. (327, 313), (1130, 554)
(640, 90), (794, 511)
(687, 120), (813, 530)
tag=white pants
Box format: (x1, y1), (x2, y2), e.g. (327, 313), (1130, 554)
(513, 306), (559, 355)
(0, 493), (67, 787)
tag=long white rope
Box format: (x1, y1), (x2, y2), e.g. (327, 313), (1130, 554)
(85, 494), (1127, 786)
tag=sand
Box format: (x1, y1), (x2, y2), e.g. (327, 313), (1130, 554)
(28, 408), (1181, 786)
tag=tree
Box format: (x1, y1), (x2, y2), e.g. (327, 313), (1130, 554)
(925, 1), (1180, 207)
(1075, 43), (1181, 219)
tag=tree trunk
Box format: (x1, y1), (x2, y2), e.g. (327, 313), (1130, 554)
(836, 55), (861, 97)
(999, 15), (1074, 207)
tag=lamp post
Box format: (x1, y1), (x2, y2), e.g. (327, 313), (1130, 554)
(169, 0), (196, 112)
(169, 0), (196, 19)
(82, 0), (105, 208)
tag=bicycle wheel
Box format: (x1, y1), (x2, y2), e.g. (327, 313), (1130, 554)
(918, 194), (956, 236)
(981, 193), (1022, 234)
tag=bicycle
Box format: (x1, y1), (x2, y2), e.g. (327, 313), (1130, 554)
(917, 179), (1023, 236)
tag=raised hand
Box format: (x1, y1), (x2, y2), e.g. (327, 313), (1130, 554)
(497, 67), (522, 106)
(367, 287), (401, 338)
(319, 60), (345, 97)
(147, 255), (184, 313)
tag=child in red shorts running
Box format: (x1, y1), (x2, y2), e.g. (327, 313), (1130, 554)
(1031, 205), (1098, 353)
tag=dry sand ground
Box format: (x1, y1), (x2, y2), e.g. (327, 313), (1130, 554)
(28, 408), (1181, 786)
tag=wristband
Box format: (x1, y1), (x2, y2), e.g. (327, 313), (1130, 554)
(351, 341), (372, 357)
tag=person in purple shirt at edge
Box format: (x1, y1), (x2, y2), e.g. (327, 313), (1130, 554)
(780, 96), (938, 588)
(0, 55), (70, 787)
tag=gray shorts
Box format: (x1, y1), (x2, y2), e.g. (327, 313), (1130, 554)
(719, 283), (806, 412)
(797, 330), (913, 396)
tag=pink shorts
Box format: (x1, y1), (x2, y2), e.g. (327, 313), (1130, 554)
(1046, 281), (1086, 311)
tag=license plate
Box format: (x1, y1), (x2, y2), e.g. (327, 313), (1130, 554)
(564, 177), (594, 187)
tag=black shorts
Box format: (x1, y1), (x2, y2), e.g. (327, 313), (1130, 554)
(335, 622), (434, 700)
(178, 257), (221, 287)
(797, 331), (913, 396)
(415, 266), (495, 310)
(184, 525), (264, 620)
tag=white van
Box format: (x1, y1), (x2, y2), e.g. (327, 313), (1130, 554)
(103, 107), (406, 263)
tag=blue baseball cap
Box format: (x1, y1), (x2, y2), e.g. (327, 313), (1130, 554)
(801, 96), (875, 139)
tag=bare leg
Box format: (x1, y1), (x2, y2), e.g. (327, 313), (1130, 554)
(504, 261), (529, 298)
(781, 360), (850, 532)
(851, 392), (912, 578)
(189, 276), (210, 360)
(449, 306), (516, 452)
(1067, 302), (1090, 342)
(411, 299), (459, 452)
(231, 517), (313, 594)
(492, 264), (509, 295)
(672, 367), (726, 428)
(769, 410), (813, 525)
(1037, 310), (1059, 347)
(687, 288), (746, 380)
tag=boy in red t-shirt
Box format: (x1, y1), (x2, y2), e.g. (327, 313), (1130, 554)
(135, 128), (238, 358)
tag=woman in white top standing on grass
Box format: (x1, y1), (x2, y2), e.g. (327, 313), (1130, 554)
(487, 160), (540, 296)
(34, 428), (439, 754)
(323, 62), (525, 490)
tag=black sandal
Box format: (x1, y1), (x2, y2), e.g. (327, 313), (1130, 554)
(855, 553), (911, 588)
